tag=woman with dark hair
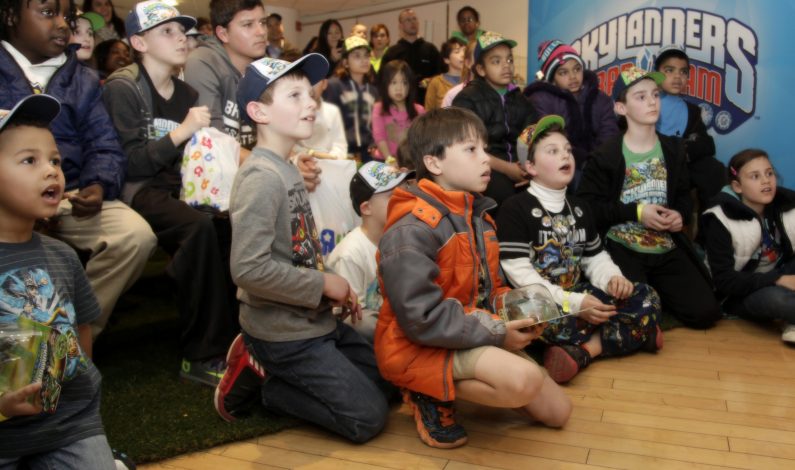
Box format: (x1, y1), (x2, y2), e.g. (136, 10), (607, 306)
(369, 23), (390, 73)
(94, 39), (131, 81)
(311, 19), (344, 77)
(83, 0), (126, 42)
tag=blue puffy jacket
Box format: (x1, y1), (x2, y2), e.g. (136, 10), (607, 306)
(0, 45), (126, 200)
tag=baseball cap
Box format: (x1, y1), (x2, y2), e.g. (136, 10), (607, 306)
(125, 1), (196, 38)
(474, 31), (517, 63)
(0, 94), (61, 133)
(349, 161), (415, 216)
(79, 11), (106, 31)
(185, 27), (201, 37)
(517, 115), (565, 165)
(343, 35), (371, 55)
(611, 65), (664, 101)
(237, 53), (329, 124)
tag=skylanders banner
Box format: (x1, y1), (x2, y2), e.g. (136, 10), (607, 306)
(529, 0), (794, 181)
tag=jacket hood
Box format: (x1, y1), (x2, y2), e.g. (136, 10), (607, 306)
(105, 62), (140, 84)
(196, 37), (239, 76)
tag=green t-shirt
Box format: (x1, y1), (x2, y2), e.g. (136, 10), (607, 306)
(607, 139), (675, 254)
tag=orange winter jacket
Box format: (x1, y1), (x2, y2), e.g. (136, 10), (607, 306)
(374, 179), (511, 401)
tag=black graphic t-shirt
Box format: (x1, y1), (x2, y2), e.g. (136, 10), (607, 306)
(140, 66), (197, 188)
(497, 192), (602, 289)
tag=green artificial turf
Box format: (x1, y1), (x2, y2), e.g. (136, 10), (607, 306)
(93, 268), (296, 464)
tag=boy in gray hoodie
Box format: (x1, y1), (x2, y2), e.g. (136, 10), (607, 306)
(183, 0), (267, 151)
(216, 54), (391, 442)
(102, 1), (238, 386)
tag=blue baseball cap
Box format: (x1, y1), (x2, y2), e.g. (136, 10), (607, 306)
(125, 1), (196, 38)
(237, 53), (329, 124)
(0, 94), (61, 132)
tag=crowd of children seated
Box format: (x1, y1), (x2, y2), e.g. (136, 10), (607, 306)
(1, 0), (792, 466)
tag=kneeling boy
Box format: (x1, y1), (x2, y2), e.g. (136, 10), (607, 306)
(218, 54), (391, 443)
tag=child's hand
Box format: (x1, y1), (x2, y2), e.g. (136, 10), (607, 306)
(172, 106), (211, 145)
(182, 106), (211, 135)
(296, 153), (322, 192)
(640, 204), (671, 231)
(503, 162), (529, 183)
(322, 274), (362, 322)
(0, 382), (43, 419)
(776, 275), (795, 291)
(578, 295), (617, 325)
(68, 184), (104, 218)
(503, 318), (544, 351)
(659, 208), (683, 232)
(607, 276), (634, 299)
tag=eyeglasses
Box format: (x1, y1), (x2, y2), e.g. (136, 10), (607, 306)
(459, 17), (477, 23)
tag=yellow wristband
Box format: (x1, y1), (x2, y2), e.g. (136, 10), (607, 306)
(636, 203), (645, 223)
(562, 291), (571, 313)
(0, 410), (7, 422)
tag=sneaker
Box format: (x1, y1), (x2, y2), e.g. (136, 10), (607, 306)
(642, 325), (664, 352)
(544, 344), (592, 384)
(180, 357), (226, 387)
(214, 334), (266, 422)
(782, 324), (795, 344)
(403, 390), (468, 449)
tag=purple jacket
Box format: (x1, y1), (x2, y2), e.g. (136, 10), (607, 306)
(0, 45), (126, 200)
(523, 70), (618, 167)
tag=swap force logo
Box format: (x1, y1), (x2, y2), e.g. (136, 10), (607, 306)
(571, 7), (758, 134)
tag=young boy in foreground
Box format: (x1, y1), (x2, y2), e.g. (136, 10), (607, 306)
(0, 94), (114, 468)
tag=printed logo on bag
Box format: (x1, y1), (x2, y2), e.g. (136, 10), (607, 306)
(571, 7), (758, 134)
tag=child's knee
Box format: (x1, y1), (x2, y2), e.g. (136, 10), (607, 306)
(345, 396), (389, 443)
(503, 363), (545, 407)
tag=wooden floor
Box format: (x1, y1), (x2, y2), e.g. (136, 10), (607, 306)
(142, 319), (795, 470)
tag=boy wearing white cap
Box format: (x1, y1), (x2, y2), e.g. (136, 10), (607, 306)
(103, 1), (239, 386)
(216, 54), (392, 442)
(327, 161), (414, 341)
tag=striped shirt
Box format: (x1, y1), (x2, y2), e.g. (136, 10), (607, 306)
(0, 233), (104, 457)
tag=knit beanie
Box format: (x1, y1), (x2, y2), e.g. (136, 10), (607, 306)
(537, 39), (584, 82)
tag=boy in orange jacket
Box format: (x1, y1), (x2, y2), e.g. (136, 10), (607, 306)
(375, 107), (571, 449)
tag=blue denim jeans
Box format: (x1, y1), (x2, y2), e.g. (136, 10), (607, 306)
(737, 257), (795, 324)
(0, 434), (114, 470)
(244, 321), (392, 443)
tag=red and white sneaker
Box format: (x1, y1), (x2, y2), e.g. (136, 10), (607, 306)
(214, 334), (266, 422)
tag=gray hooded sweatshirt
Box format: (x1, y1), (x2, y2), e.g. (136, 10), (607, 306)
(183, 37), (255, 149)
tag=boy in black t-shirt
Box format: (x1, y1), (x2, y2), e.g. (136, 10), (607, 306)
(0, 94), (115, 468)
(102, 1), (239, 386)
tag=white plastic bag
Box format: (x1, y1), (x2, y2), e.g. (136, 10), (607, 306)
(308, 159), (361, 259)
(180, 127), (240, 211)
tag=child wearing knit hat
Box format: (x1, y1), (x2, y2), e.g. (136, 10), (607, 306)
(524, 40), (619, 190)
